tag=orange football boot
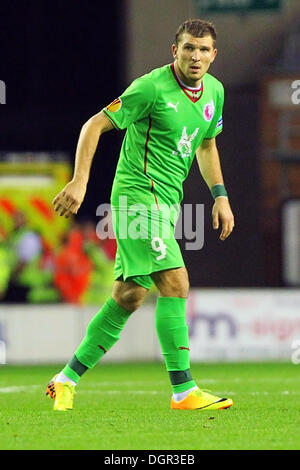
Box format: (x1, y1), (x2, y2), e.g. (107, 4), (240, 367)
(171, 388), (233, 410)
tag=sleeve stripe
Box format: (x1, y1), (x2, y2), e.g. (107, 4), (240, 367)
(102, 109), (120, 130)
(204, 127), (223, 140)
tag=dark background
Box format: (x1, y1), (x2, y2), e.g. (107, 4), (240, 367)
(0, 1), (265, 287)
(0, 0), (126, 211)
(182, 83), (264, 287)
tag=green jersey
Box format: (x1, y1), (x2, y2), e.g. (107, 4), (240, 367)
(103, 63), (224, 222)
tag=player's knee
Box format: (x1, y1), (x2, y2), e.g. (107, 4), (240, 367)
(181, 279), (190, 298)
(114, 287), (146, 312)
(122, 290), (145, 312)
(160, 278), (190, 298)
(171, 281), (189, 298)
(152, 267), (189, 298)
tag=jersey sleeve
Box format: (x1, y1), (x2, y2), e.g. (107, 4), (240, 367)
(204, 83), (224, 139)
(102, 75), (157, 130)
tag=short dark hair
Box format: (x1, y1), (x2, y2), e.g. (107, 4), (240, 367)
(175, 19), (217, 46)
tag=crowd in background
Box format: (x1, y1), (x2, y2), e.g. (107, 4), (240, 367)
(0, 212), (117, 305)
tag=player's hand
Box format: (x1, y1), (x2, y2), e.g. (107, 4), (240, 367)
(52, 179), (87, 218)
(212, 197), (234, 241)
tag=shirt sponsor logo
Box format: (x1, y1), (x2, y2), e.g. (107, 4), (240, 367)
(173, 126), (199, 158)
(106, 97), (122, 113)
(203, 100), (215, 122)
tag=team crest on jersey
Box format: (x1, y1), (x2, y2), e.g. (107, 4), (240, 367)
(203, 100), (215, 122)
(106, 97), (122, 113)
(174, 126), (199, 158)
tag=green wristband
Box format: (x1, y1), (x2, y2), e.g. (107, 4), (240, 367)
(211, 184), (228, 199)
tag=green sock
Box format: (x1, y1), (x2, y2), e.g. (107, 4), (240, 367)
(155, 296), (196, 394)
(62, 297), (131, 383)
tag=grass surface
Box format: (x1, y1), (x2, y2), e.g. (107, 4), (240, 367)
(0, 362), (299, 450)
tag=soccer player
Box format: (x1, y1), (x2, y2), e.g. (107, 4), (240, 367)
(47, 19), (234, 411)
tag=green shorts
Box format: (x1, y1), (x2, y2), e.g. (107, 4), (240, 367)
(112, 208), (185, 290)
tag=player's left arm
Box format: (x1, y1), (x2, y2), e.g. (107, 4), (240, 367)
(196, 137), (234, 241)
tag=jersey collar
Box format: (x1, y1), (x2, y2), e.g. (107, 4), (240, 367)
(170, 63), (203, 103)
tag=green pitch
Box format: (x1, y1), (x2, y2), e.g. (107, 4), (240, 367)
(0, 362), (299, 450)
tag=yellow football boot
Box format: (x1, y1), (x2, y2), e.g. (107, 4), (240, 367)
(46, 375), (75, 411)
(171, 388), (233, 411)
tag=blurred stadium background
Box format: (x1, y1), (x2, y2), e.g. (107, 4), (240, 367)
(1, 0), (300, 369)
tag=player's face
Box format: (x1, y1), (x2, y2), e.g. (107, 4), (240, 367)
(172, 33), (217, 87)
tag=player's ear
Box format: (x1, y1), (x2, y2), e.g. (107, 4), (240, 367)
(211, 48), (218, 63)
(172, 43), (178, 59)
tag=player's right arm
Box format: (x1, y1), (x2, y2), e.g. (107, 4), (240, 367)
(53, 75), (156, 218)
(53, 111), (114, 218)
